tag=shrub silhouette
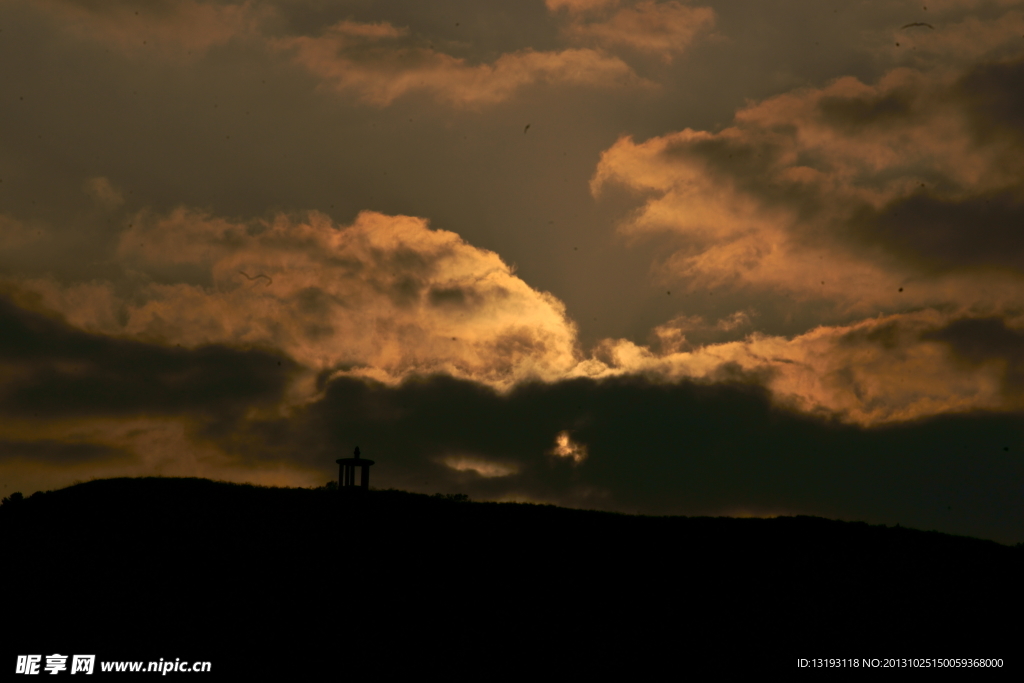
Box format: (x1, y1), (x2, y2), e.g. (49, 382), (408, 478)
(1, 491), (22, 507)
(432, 492), (470, 502)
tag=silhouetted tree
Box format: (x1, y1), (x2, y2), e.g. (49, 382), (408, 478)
(432, 493), (470, 503)
(1, 491), (23, 507)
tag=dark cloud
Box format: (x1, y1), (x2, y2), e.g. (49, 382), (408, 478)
(428, 285), (470, 307)
(0, 292), (297, 418)
(657, 61), (1024, 274)
(219, 371), (1024, 543)
(922, 317), (1024, 397)
(957, 55), (1024, 145)
(858, 189), (1024, 271)
(840, 320), (902, 350)
(835, 58), (1024, 272)
(270, 0), (562, 58)
(817, 87), (919, 130)
(0, 438), (130, 464)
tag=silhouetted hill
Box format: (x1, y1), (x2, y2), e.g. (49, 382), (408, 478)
(4, 477), (1021, 676)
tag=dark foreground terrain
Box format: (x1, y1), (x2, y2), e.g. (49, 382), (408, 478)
(4, 477), (1021, 676)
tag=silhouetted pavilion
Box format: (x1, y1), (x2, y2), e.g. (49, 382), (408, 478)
(336, 446), (374, 490)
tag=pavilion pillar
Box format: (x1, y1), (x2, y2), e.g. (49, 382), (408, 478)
(336, 447), (375, 493)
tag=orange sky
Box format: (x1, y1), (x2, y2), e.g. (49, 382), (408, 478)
(2, 0), (1023, 542)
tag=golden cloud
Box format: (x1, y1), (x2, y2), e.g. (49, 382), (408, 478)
(558, 1), (716, 63)
(14, 197), (1024, 432)
(652, 310), (753, 352)
(590, 48), (1024, 313)
(549, 430), (588, 463)
(587, 309), (1024, 425)
(28, 209), (584, 389)
(274, 19), (647, 107)
(442, 455), (519, 478)
(28, 2), (647, 105)
(546, 0), (621, 12)
(579, 25), (1024, 424)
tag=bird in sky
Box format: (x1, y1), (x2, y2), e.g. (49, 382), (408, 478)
(238, 271), (272, 285)
(901, 22), (934, 29)
(524, 124), (531, 133)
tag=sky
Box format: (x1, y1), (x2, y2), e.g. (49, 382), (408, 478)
(2, 0), (1024, 542)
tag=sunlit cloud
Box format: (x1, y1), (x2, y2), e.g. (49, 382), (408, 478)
(274, 19), (647, 107)
(26, 1), (649, 106)
(556, 1), (716, 63)
(651, 310), (753, 352)
(588, 309), (1024, 425)
(23, 208), (583, 389)
(546, 0), (620, 12)
(550, 430), (587, 463)
(591, 42), (1024, 313)
(442, 455), (518, 477)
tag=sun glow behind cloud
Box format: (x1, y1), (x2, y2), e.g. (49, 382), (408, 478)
(550, 431), (588, 463)
(4, 0), (1024, 542)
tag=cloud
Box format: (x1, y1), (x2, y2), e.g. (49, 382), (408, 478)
(25, 209), (584, 389)
(0, 438), (130, 465)
(590, 46), (1024, 312)
(0, 413), (323, 498)
(652, 310), (754, 352)
(921, 316), (1024, 393)
(20, 193), (1024, 427)
(214, 371), (1024, 543)
(84, 177), (124, 209)
(3, 295), (1024, 542)
(0, 214), (46, 252)
(442, 455), (519, 478)
(546, 0), (620, 12)
(15, 280), (123, 337)
(550, 430), (588, 462)
(273, 19), (646, 107)
(592, 308), (1024, 425)
(556, 1), (716, 64)
(25, 1), (648, 106)
(30, 0), (264, 59)
(884, 8), (1024, 67)
(0, 289), (297, 419)
(0, 287), (319, 492)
